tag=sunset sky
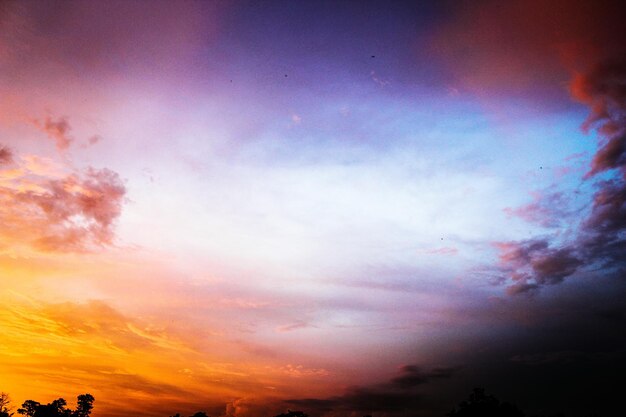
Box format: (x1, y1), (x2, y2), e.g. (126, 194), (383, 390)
(1, 1), (625, 416)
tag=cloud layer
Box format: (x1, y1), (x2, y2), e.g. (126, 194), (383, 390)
(498, 58), (626, 294)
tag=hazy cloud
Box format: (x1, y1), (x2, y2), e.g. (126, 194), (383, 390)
(88, 135), (102, 146)
(0, 146), (13, 165)
(504, 191), (572, 228)
(34, 115), (73, 151)
(431, 0), (625, 100)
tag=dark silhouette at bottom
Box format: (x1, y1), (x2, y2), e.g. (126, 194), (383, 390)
(447, 388), (524, 417)
(15, 394), (93, 417)
(0, 388), (606, 417)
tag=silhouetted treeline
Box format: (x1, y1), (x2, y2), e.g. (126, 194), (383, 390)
(19, 394), (93, 417)
(447, 388), (524, 417)
(0, 389), (602, 417)
(447, 388), (603, 417)
(0, 393), (93, 417)
(1, 393), (13, 417)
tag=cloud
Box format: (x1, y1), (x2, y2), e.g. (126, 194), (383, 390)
(504, 191), (572, 228)
(0, 297), (230, 417)
(415, 246), (458, 256)
(497, 56), (626, 294)
(0, 0), (220, 82)
(34, 116), (73, 151)
(222, 397), (279, 417)
(498, 240), (583, 291)
(23, 167), (125, 251)
(275, 321), (315, 333)
(1, 299), (190, 356)
(0, 148), (126, 253)
(510, 350), (602, 366)
(431, 0), (625, 101)
(279, 364), (329, 378)
(0, 146), (13, 165)
(390, 365), (457, 389)
(570, 59), (626, 175)
(88, 135), (102, 146)
(285, 365), (460, 415)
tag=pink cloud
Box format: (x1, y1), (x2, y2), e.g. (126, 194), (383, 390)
(497, 58), (626, 295)
(503, 191), (570, 228)
(416, 247), (458, 256)
(0, 146), (126, 253)
(0, 146), (13, 165)
(34, 115), (73, 151)
(275, 321), (315, 333)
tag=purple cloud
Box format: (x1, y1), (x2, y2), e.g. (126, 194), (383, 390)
(498, 59), (626, 294)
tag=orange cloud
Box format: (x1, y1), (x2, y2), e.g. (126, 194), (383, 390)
(0, 293), (338, 417)
(0, 298), (210, 416)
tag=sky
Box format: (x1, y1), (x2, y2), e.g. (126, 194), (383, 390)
(0, 1), (625, 416)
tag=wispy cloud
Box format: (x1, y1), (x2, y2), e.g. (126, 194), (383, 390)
(34, 116), (73, 152)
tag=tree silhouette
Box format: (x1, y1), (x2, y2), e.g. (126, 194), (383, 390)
(0, 393), (13, 417)
(19, 398), (69, 417)
(17, 395), (94, 417)
(17, 400), (40, 417)
(73, 395), (94, 417)
(448, 388), (524, 417)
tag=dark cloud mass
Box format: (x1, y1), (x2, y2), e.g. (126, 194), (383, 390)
(390, 365), (457, 389)
(499, 58), (626, 294)
(572, 60), (626, 176)
(286, 365), (460, 415)
(498, 240), (583, 295)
